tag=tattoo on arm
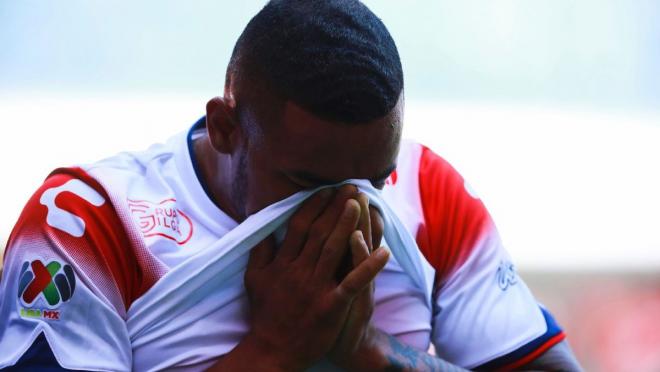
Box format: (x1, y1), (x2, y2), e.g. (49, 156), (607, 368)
(380, 332), (468, 372)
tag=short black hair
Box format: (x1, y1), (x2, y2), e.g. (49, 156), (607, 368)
(228, 0), (403, 124)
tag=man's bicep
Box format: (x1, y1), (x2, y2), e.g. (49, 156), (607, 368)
(414, 145), (570, 369)
(0, 172), (132, 370)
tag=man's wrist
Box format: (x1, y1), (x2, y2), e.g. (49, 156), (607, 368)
(339, 326), (390, 372)
(240, 331), (308, 372)
(210, 331), (308, 372)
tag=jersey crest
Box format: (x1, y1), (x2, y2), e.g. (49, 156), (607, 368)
(127, 198), (194, 245)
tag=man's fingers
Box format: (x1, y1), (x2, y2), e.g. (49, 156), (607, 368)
(278, 188), (335, 262)
(314, 198), (361, 279)
(350, 230), (369, 268)
(336, 246), (390, 301)
(247, 235), (276, 271)
(369, 206), (384, 250)
(297, 185), (358, 265)
(356, 193), (373, 252)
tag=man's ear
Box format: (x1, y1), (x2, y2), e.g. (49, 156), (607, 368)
(206, 96), (239, 154)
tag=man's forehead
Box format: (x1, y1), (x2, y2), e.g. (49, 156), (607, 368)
(278, 100), (402, 143)
(271, 100), (401, 184)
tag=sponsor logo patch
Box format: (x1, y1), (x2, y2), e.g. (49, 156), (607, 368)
(128, 198), (194, 245)
(496, 260), (518, 291)
(40, 179), (106, 237)
(18, 259), (76, 320)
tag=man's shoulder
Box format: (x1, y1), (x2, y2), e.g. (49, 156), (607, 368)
(71, 130), (191, 231)
(4, 166), (168, 314)
(4, 129), (191, 308)
(387, 139), (493, 282)
(386, 139), (479, 214)
(394, 139), (464, 181)
(84, 132), (184, 185)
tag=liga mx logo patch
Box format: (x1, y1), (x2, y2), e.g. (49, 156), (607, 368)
(18, 259), (76, 320)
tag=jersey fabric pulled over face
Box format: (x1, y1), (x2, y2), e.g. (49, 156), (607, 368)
(0, 117), (564, 371)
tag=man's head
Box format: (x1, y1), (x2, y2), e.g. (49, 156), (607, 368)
(205, 0), (404, 219)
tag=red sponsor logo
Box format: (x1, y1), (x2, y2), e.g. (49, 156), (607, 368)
(128, 199), (193, 245)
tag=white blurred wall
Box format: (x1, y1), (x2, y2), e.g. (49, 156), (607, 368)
(1, 0), (659, 271)
(1, 96), (658, 271)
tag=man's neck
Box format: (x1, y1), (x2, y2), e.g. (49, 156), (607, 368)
(192, 135), (244, 222)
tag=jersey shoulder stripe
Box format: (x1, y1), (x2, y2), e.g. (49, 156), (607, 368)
(415, 145), (491, 287)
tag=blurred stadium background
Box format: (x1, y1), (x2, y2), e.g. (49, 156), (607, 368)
(1, 1), (658, 370)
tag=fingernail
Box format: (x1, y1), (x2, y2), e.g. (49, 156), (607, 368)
(355, 230), (365, 243)
(344, 199), (358, 216)
(375, 247), (390, 259)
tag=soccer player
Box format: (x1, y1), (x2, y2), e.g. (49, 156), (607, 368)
(0, 0), (582, 370)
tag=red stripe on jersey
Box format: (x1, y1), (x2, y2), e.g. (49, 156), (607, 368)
(385, 169), (398, 186)
(6, 167), (161, 311)
(416, 146), (491, 287)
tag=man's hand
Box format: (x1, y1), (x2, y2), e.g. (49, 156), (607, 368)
(329, 192), (388, 369)
(326, 195), (468, 372)
(221, 185), (390, 371)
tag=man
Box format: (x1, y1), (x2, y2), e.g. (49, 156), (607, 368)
(0, 0), (582, 370)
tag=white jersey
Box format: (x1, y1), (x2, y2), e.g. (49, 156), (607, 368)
(0, 118), (564, 371)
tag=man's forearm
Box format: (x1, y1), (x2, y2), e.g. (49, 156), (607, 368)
(351, 328), (468, 372)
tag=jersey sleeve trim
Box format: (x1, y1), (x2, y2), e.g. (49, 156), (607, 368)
(474, 307), (566, 371)
(10, 332), (67, 371)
